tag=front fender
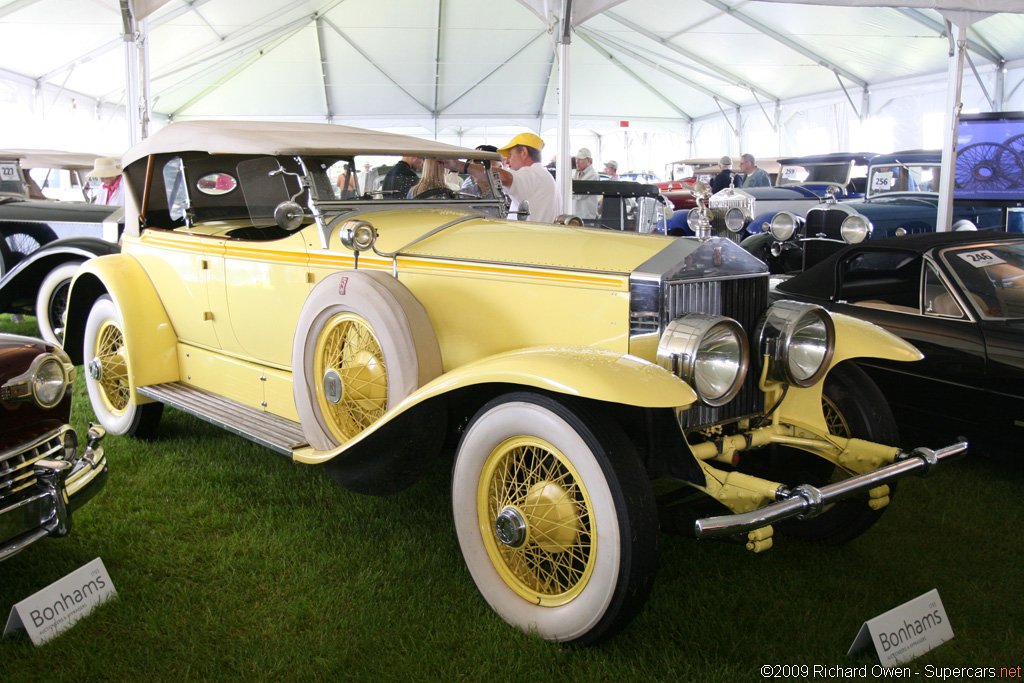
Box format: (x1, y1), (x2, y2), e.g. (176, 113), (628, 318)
(775, 311), (922, 431)
(65, 254), (178, 396)
(294, 346), (697, 465)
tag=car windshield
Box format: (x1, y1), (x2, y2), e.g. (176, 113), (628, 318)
(867, 163), (939, 197)
(942, 242), (1024, 319)
(777, 162), (863, 186)
(163, 153), (505, 229)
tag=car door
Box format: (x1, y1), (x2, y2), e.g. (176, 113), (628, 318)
(833, 260), (987, 426)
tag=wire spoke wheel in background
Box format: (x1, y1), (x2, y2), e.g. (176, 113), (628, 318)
(956, 142), (1023, 192)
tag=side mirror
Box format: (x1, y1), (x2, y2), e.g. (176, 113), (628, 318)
(515, 199), (531, 220)
(274, 201), (304, 231)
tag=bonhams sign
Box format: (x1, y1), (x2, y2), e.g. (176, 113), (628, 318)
(848, 589), (954, 666)
(4, 558), (117, 645)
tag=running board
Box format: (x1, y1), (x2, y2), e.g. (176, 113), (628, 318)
(137, 382), (308, 456)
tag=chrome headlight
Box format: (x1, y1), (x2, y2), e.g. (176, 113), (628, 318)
(769, 212), (798, 241)
(757, 301), (835, 387)
(340, 220), (378, 251)
(657, 314), (749, 406)
(33, 355), (70, 408)
(724, 208), (746, 232)
(840, 214), (872, 244)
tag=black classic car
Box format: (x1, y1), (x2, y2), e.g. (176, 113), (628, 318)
(746, 151), (1008, 274)
(0, 333), (107, 560)
(773, 231), (1024, 455)
(0, 152), (122, 343)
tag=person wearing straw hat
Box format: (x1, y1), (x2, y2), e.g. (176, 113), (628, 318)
(88, 157), (124, 205)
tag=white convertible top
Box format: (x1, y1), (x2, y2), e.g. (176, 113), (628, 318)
(122, 120), (504, 167)
(0, 148), (112, 169)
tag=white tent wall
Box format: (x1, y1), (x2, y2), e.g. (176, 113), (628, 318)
(2, 0), (1023, 170)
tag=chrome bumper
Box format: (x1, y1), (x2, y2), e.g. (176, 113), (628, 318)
(693, 440), (968, 539)
(0, 424), (107, 562)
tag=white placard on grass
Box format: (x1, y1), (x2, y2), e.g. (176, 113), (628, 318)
(848, 588), (953, 667)
(4, 557), (117, 645)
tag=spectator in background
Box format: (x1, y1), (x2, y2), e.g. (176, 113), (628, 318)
(88, 157), (124, 205)
(603, 160), (619, 181)
(711, 155), (739, 193)
(739, 153), (771, 188)
(572, 147), (599, 220)
(460, 145), (498, 196)
(382, 155), (423, 197)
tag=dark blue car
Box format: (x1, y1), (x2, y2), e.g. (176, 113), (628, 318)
(745, 150), (1011, 274)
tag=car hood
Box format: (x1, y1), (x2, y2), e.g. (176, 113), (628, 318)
(360, 209), (686, 275)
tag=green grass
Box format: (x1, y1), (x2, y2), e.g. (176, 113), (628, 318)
(2, 314), (1023, 681)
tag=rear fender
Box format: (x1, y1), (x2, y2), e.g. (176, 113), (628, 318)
(294, 346), (697, 465)
(65, 254), (178, 398)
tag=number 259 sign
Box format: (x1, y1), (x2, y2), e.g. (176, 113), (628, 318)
(957, 249), (1006, 268)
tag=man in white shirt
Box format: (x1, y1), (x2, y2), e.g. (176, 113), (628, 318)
(572, 147), (599, 220)
(494, 133), (559, 223)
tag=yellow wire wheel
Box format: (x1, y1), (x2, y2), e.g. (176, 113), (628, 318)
(93, 318), (130, 416)
(313, 311), (389, 443)
(477, 435), (596, 607)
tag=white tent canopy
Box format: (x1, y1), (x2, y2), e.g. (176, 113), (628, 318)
(1, 0), (1023, 173)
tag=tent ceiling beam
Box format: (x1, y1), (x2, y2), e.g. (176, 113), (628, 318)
(603, 10), (779, 105)
(579, 26), (734, 109)
(964, 46), (996, 110)
(432, 0), (443, 115)
(315, 17), (334, 121)
(895, 7), (1001, 65)
(0, 0), (39, 20)
(576, 29), (691, 122)
(536, 38), (556, 119)
(167, 14), (316, 118)
(35, 0), (216, 85)
(441, 30), (546, 113)
(322, 15), (434, 115)
(700, 0), (869, 89)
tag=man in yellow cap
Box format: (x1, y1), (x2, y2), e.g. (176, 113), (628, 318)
(492, 132), (558, 223)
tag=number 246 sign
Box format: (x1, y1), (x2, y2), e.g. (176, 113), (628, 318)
(957, 249), (1006, 268)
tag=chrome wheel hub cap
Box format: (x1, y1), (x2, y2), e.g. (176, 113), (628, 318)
(88, 358), (102, 381)
(322, 369), (343, 404)
(494, 507), (528, 547)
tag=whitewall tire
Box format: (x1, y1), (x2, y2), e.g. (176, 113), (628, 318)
(452, 392), (658, 645)
(35, 262), (81, 345)
(83, 295), (163, 438)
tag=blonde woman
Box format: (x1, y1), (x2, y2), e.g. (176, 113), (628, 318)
(409, 159), (455, 199)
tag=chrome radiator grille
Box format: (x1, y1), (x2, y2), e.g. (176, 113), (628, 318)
(804, 208), (845, 240)
(0, 429), (65, 503)
(664, 275), (768, 429)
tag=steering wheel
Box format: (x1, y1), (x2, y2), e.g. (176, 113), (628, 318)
(415, 187), (457, 200)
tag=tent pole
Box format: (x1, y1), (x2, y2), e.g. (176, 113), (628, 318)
(556, 3), (573, 217)
(937, 20), (967, 233)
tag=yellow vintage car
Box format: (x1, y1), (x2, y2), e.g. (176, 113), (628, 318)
(63, 120), (964, 645)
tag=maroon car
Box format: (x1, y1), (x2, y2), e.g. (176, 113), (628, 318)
(0, 333), (107, 560)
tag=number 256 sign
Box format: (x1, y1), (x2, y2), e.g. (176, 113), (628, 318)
(957, 249), (1006, 268)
